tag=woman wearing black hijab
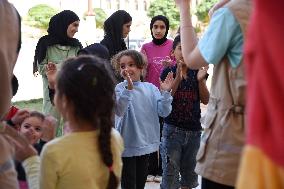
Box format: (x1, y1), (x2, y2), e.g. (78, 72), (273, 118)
(100, 10), (132, 58)
(33, 10), (82, 137)
(140, 15), (173, 182)
(100, 10), (132, 82)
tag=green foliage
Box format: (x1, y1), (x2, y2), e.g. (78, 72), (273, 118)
(26, 4), (58, 30)
(147, 0), (180, 30)
(13, 98), (43, 112)
(83, 8), (107, 29)
(196, 0), (218, 23)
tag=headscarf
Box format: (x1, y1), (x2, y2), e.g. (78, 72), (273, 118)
(77, 43), (110, 60)
(150, 15), (170, 46)
(100, 10), (132, 58)
(33, 10), (82, 74)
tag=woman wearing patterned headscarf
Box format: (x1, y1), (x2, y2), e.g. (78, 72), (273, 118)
(33, 10), (82, 137)
(140, 15), (173, 182)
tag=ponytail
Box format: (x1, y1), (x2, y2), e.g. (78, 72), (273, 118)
(98, 115), (118, 189)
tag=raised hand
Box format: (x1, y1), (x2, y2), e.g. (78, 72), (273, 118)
(0, 122), (37, 162)
(11, 109), (30, 126)
(160, 72), (174, 92)
(121, 70), (134, 90)
(197, 66), (209, 81)
(41, 115), (57, 142)
(176, 59), (184, 79)
(46, 62), (57, 89)
(161, 56), (172, 68)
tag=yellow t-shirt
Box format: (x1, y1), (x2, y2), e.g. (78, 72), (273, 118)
(40, 129), (123, 189)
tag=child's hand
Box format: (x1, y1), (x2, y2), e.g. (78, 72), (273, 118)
(11, 109), (30, 126)
(0, 123), (37, 161)
(160, 72), (174, 92)
(46, 62), (57, 89)
(41, 115), (57, 142)
(161, 56), (172, 68)
(122, 70), (133, 90)
(197, 66), (209, 81)
(176, 60), (183, 79)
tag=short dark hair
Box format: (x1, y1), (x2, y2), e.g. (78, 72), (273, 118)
(172, 35), (181, 50)
(29, 111), (45, 122)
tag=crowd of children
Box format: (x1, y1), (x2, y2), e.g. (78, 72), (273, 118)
(2, 0), (282, 189)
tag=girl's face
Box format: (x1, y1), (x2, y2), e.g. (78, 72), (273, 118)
(172, 43), (184, 64)
(122, 21), (132, 38)
(151, 20), (167, 39)
(119, 55), (142, 82)
(20, 116), (43, 145)
(67, 21), (80, 38)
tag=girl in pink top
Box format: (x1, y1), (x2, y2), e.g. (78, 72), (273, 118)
(141, 15), (173, 89)
(140, 15), (173, 181)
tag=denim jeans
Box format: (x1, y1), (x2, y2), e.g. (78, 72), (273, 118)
(160, 123), (201, 189)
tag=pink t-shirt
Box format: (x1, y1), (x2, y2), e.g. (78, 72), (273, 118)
(141, 39), (173, 88)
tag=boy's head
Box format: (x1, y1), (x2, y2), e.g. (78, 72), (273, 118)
(19, 111), (45, 145)
(172, 35), (183, 63)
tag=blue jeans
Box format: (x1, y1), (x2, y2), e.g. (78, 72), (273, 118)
(160, 123), (201, 189)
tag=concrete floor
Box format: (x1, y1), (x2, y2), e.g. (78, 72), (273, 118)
(145, 177), (202, 189)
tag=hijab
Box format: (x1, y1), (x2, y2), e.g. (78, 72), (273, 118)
(33, 10), (82, 74)
(100, 10), (132, 58)
(150, 15), (170, 46)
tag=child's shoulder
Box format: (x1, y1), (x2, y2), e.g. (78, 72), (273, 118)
(141, 41), (154, 49)
(115, 81), (127, 88)
(141, 82), (159, 91)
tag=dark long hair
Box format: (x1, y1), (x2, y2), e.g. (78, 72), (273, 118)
(100, 10), (132, 58)
(56, 56), (118, 189)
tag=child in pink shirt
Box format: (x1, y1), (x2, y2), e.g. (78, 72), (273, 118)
(141, 15), (173, 89)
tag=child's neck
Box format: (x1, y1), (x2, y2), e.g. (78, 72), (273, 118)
(67, 119), (96, 132)
(181, 64), (188, 79)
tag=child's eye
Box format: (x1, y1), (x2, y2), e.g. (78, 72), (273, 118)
(35, 127), (42, 132)
(120, 65), (125, 69)
(24, 125), (30, 129)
